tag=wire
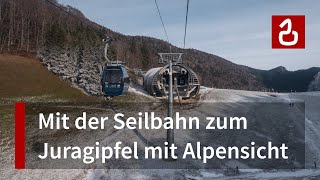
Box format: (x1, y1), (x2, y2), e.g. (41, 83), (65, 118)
(183, 0), (190, 49)
(44, 0), (99, 32)
(154, 0), (171, 51)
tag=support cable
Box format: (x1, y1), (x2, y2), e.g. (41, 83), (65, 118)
(183, 0), (190, 49)
(154, 0), (171, 51)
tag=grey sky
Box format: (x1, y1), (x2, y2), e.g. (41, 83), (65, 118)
(58, 0), (320, 70)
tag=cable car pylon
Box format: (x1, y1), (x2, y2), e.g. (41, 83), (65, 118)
(152, 0), (194, 160)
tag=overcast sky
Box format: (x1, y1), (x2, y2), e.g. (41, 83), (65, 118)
(58, 0), (320, 70)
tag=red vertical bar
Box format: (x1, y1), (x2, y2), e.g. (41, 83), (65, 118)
(15, 102), (25, 169)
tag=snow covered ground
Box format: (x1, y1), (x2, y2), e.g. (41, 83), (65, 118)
(1, 88), (320, 179)
(128, 84), (152, 98)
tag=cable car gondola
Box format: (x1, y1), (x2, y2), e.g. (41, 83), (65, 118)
(100, 37), (130, 97)
(101, 64), (129, 97)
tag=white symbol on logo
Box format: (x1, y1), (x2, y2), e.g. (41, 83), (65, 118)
(279, 18), (298, 46)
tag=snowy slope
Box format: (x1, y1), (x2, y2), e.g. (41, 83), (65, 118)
(2, 88), (320, 180)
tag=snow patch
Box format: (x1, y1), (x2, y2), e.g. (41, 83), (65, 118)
(128, 85), (152, 97)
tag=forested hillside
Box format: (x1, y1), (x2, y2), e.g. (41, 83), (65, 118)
(0, 0), (106, 52)
(249, 66), (320, 92)
(0, 0), (319, 93)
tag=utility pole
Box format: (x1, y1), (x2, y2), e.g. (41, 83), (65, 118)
(159, 53), (183, 160)
(167, 59), (174, 153)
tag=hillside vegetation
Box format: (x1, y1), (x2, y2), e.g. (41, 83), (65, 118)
(0, 0), (319, 93)
(0, 54), (93, 100)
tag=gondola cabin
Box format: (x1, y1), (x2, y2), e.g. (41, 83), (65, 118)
(101, 65), (129, 97)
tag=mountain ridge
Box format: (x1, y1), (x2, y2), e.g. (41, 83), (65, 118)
(0, 0), (319, 93)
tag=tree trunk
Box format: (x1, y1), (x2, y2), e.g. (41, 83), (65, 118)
(41, 19), (45, 46)
(8, 1), (13, 50)
(36, 22), (39, 50)
(27, 20), (30, 52)
(21, 18), (24, 48)
(0, 1), (2, 21)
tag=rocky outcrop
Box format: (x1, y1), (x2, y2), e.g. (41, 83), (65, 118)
(38, 46), (104, 95)
(308, 72), (320, 91)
